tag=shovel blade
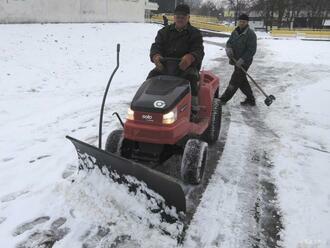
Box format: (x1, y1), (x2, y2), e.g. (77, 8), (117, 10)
(264, 95), (276, 106)
(66, 136), (186, 213)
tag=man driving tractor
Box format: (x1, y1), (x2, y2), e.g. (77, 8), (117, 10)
(148, 4), (204, 113)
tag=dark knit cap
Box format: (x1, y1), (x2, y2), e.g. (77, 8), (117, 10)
(174, 4), (190, 16)
(238, 13), (249, 21)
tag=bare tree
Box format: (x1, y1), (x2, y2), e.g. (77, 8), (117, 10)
(305, 0), (330, 28)
(191, 1), (224, 19)
(251, 0), (330, 29)
(276, 0), (289, 28)
(251, 0), (276, 31)
(228, 0), (252, 25)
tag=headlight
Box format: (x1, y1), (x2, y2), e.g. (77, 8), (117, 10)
(127, 107), (134, 120)
(162, 108), (177, 124)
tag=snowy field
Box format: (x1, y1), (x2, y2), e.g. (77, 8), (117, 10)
(0, 23), (329, 248)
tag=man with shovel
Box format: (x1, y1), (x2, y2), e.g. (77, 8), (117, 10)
(220, 13), (257, 106)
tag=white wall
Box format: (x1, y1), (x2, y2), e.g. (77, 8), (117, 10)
(0, 0), (145, 23)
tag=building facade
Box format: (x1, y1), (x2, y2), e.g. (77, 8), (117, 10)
(0, 0), (157, 23)
(150, 0), (184, 14)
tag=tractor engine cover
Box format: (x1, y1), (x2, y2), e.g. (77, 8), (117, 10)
(131, 75), (190, 113)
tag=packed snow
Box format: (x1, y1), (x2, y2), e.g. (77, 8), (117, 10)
(0, 23), (329, 248)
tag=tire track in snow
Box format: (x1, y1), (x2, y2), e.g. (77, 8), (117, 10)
(240, 107), (283, 248)
(228, 42), (285, 248)
(184, 108), (231, 226)
(183, 40), (283, 248)
(224, 41), (286, 247)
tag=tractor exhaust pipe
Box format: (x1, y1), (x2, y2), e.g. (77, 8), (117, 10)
(232, 57), (276, 106)
(98, 44), (121, 149)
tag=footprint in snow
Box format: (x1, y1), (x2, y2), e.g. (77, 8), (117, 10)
(27, 88), (39, 93)
(50, 217), (67, 230)
(62, 163), (77, 179)
(81, 226), (139, 248)
(16, 228), (70, 248)
(0, 217), (6, 224)
(15, 217), (69, 248)
(82, 118), (94, 124)
(35, 138), (48, 143)
(71, 126), (87, 133)
(29, 155), (51, 164)
(109, 235), (140, 248)
(1, 190), (29, 203)
(13, 216), (50, 236)
(81, 226), (110, 248)
(2, 157), (14, 162)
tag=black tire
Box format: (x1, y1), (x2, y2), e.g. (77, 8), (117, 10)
(202, 98), (222, 144)
(105, 129), (123, 154)
(181, 139), (208, 185)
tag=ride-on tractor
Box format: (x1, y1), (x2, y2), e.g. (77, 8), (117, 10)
(67, 45), (222, 213)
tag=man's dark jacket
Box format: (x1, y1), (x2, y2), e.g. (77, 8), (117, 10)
(150, 23), (204, 70)
(227, 26), (257, 65)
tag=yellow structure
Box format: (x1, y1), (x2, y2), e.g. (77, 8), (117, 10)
(151, 14), (330, 39)
(151, 14), (234, 33)
(271, 29), (330, 39)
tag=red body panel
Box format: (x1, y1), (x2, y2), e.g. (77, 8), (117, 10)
(124, 94), (191, 144)
(124, 70), (219, 145)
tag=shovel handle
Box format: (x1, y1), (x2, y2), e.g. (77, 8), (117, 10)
(231, 57), (269, 98)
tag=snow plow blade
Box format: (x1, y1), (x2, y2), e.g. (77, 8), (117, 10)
(66, 136), (186, 213)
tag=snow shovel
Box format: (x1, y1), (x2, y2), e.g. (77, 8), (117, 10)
(232, 58), (276, 106)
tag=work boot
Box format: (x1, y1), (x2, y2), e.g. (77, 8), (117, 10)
(240, 98), (256, 106)
(191, 96), (200, 113)
(190, 96), (200, 122)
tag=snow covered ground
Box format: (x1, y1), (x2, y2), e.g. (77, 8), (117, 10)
(0, 23), (329, 248)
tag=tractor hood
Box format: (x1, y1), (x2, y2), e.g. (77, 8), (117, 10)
(131, 75), (190, 113)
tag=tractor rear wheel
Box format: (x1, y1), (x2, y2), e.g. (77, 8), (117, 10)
(181, 139), (208, 185)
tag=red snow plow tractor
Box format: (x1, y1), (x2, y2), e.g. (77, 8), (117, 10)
(67, 44), (222, 213)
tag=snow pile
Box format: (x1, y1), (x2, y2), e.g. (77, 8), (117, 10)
(50, 167), (182, 247)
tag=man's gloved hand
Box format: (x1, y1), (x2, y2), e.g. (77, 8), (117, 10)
(179, 54), (195, 71)
(225, 47), (234, 58)
(235, 58), (245, 68)
(152, 54), (164, 71)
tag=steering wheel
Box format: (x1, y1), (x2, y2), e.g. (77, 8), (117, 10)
(159, 57), (182, 76)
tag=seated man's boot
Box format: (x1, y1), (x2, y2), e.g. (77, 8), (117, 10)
(191, 96), (200, 113)
(190, 96), (200, 122)
(240, 98), (256, 106)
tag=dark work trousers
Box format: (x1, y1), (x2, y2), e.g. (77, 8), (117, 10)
(147, 67), (200, 96)
(220, 64), (254, 102)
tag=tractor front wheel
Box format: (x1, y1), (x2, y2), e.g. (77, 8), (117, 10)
(105, 129), (123, 155)
(181, 139), (208, 185)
